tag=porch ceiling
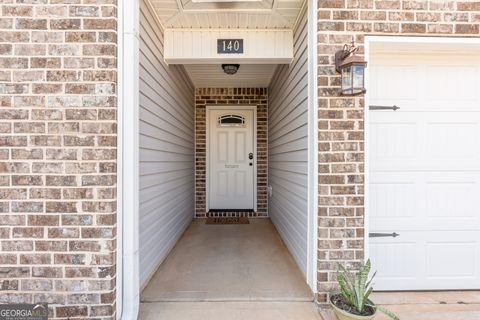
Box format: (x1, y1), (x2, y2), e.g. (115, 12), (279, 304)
(183, 64), (277, 87)
(148, 0), (305, 29)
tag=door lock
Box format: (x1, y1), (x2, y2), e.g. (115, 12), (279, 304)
(248, 153), (253, 160)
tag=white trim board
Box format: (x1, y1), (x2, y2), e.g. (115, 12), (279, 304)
(118, 0), (140, 319)
(205, 105), (258, 213)
(164, 29), (293, 65)
(306, 0), (318, 294)
(363, 35), (480, 267)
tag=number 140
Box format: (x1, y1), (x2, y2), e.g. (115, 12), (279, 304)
(221, 40), (240, 52)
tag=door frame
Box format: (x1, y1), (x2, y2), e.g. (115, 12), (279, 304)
(364, 35), (480, 268)
(205, 105), (258, 212)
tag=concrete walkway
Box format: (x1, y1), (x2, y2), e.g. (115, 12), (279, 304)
(319, 291), (480, 320)
(141, 219), (312, 302)
(139, 219), (318, 319)
(140, 291), (480, 320)
(140, 302), (322, 320)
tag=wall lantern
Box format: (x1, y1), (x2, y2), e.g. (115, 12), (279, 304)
(335, 39), (367, 96)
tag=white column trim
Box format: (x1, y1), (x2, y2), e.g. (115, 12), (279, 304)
(117, 0), (140, 318)
(307, 0), (318, 294)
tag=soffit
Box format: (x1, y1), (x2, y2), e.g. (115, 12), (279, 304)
(149, 0), (305, 29)
(183, 64), (277, 87)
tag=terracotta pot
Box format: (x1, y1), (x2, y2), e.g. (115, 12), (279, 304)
(330, 297), (377, 320)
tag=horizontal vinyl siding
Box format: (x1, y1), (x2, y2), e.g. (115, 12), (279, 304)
(139, 0), (195, 287)
(268, 5), (308, 277)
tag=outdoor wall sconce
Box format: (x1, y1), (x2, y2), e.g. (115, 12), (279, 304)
(335, 39), (367, 96)
(222, 64), (240, 75)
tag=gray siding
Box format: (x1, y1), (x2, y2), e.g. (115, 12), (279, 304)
(139, 0), (195, 287)
(268, 6), (308, 277)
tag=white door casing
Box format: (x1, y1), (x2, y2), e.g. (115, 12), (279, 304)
(367, 50), (480, 291)
(208, 107), (255, 210)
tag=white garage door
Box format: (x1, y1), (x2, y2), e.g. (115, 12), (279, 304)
(369, 52), (480, 290)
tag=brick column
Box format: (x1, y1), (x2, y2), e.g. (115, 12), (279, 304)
(0, 2), (118, 319)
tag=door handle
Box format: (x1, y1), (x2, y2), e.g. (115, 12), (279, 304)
(369, 232), (400, 238)
(248, 153), (253, 160)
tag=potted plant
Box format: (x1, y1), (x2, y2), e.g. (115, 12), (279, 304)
(330, 259), (399, 320)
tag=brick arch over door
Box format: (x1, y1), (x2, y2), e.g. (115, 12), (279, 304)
(317, 0), (480, 304)
(194, 88), (268, 218)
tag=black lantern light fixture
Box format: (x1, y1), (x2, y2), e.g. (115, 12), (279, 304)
(222, 64), (240, 75)
(335, 38), (367, 96)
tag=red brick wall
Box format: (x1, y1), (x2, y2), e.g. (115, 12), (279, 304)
(317, 0), (480, 304)
(0, 1), (117, 319)
(194, 88), (268, 218)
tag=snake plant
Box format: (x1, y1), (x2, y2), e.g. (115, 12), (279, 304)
(336, 259), (400, 320)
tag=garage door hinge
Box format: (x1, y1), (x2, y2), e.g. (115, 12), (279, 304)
(369, 232), (400, 238)
(369, 105), (400, 111)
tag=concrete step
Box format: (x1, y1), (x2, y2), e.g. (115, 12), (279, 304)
(140, 301), (323, 320)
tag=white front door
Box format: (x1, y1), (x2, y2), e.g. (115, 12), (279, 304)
(208, 108), (255, 210)
(369, 52), (480, 290)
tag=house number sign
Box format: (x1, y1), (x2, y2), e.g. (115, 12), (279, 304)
(217, 39), (244, 54)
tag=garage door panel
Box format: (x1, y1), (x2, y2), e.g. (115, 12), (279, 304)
(426, 181), (477, 219)
(371, 113), (480, 171)
(370, 241), (417, 280)
(370, 65), (418, 101)
(370, 121), (418, 161)
(371, 231), (480, 290)
(426, 122), (478, 160)
(369, 52), (480, 290)
(370, 181), (417, 219)
(426, 242), (477, 279)
(370, 54), (480, 112)
(371, 172), (480, 231)
(426, 65), (478, 101)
